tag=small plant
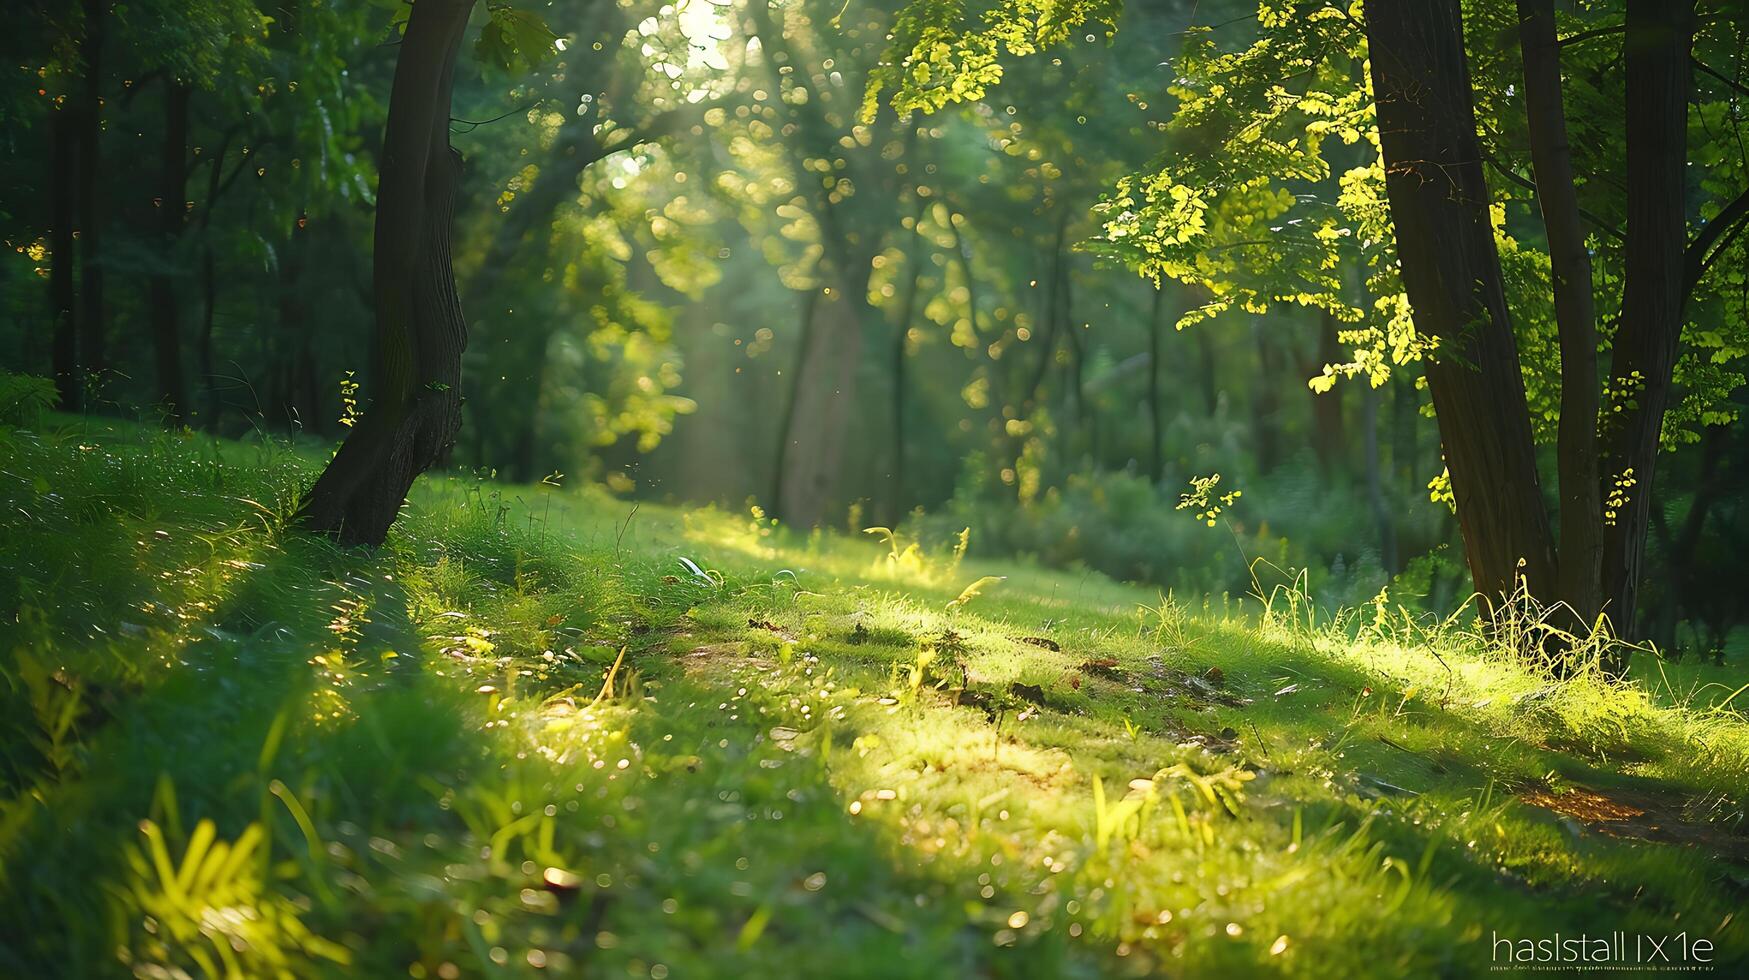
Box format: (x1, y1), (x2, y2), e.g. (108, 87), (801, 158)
(121, 817), (350, 976)
(1091, 775), (1152, 851)
(1176, 472), (1242, 527)
(0, 372), (57, 426)
(947, 575), (1005, 611)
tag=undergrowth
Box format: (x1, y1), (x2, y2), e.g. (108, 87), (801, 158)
(1, 416), (1745, 977)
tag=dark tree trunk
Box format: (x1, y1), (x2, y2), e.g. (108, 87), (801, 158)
(1364, 0), (1559, 616)
(770, 290), (816, 516)
(1148, 287), (1165, 484)
(273, 223), (318, 430)
(1517, 0), (1603, 624)
(1647, 426), (1730, 650)
(74, 0), (107, 383)
(1599, 0), (1695, 646)
(148, 83), (192, 423)
(1309, 307), (1347, 476)
(49, 109), (80, 410)
(298, 0), (475, 546)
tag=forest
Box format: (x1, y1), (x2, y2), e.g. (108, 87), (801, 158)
(1, 0), (1747, 975)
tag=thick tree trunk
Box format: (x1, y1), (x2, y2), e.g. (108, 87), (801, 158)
(49, 109), (80, 410)
(1517, 0), (1603, 624)
(1364, 0), (1558, 616)
(75, 0), (107, 383)
(1599, 0), (1695, 646)
(148, 83), (192, 423)
(298, 0), (475, 545)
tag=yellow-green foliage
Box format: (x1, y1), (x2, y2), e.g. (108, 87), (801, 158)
(1, 419), (1745, 976)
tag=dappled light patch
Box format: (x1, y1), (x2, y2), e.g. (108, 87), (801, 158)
(3, 422), (1748, 975)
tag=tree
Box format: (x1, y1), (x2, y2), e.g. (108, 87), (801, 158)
(299, 0), (555, 544)
(743, 0), (910, 528)
(874, 0), (1749, 655)
(1515, 0), (1603, 624)
(1598, 0), (1699, 643)
(1363, 0), (1557, 619)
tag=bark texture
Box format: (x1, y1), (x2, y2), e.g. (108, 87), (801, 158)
(1365, 0), (1558, 614)
(298, 0), (475, 545)
(1599, 0), (1695, 643)
(1516, 0), (1603, 623)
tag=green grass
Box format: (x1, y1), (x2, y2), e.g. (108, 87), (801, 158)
(2, 416), (1746, 977)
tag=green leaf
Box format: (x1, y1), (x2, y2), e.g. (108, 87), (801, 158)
(474, 6), (558, 73)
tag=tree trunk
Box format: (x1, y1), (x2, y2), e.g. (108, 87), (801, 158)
(1517, 0), (1603, 624)
(49, 108), (80, 410)
(749, 0), (883, 528)
(298, 0), (475, 546)
(770, 289), (815, 515)
(75, 0), (107, 383)
(273, 222), (318, 430)
(888, 224), (924, 523)
(1599, 0), (1695, 646)
(148, 83), (192, 424)
(774, 278), (866, 528)
(1364, 0), (1558, 616)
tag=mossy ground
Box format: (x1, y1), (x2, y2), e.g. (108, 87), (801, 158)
(2, 418), (1746, 977)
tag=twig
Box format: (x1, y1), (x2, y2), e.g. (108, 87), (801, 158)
(451, 100), (542, 133)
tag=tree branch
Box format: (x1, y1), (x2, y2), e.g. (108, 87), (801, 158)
(1684, 185), (1749, 297)
(1480, 148), (1626, 243)
(1692, 57), (1749, 100)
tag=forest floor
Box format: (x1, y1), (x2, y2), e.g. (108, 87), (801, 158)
(2, 418), (1748, 977)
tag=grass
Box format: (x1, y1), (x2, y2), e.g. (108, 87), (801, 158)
(1, 415), (1746, 977)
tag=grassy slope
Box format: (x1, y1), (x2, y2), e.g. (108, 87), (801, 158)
(1, 418), (1746, 977)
